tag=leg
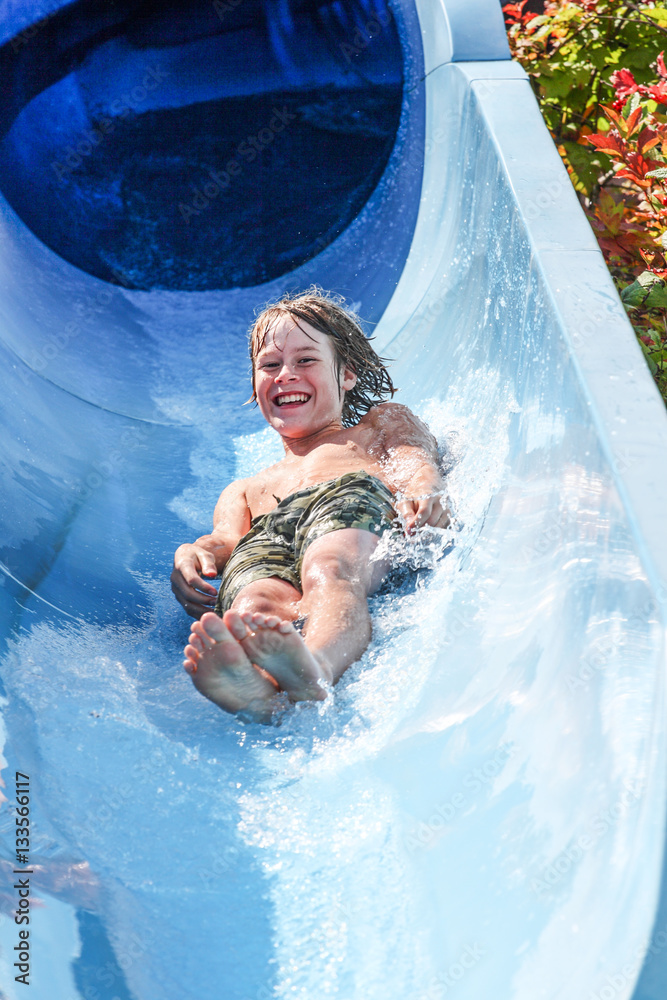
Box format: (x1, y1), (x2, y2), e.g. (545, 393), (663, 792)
(233, 529), (388, 700)
(183, 577), (301, 720)
(299, 528), (389, 677)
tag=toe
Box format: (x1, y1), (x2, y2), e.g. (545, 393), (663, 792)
(199, 612), (230, 642)
(264, 615), (282, 628)
(277, 621), (293, 634)
(191, 620), (216, 648)
(184, 643), (200, 661)
(223, 610), (251, 642)
(249, 613), (267, 628)
(189, 634), (205, 654)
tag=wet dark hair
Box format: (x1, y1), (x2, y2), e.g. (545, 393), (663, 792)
(248, 286), (395, 426)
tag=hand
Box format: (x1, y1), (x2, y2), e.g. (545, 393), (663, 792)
(171, 543), (219, 619)
(395, 492), (451, 535)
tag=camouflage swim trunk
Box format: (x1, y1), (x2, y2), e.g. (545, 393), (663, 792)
(215, 471), (396, 614)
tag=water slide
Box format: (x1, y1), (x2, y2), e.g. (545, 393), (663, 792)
(2, 0), (667, 997)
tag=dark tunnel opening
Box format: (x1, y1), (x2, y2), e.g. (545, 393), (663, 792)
(0, 0), (404, 290)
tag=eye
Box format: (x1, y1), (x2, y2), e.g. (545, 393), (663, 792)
(259, 361), (279, 370)
(298, 357), (316, 364)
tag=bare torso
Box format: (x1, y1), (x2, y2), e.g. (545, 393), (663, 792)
(173, 401), (447, 626)
(243, 419), (387, 517)
(207, 403), (441, 555)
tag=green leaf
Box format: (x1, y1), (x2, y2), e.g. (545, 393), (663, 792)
(643, 8), (667, 24)
(561, 141), (605, 196)
(622, 271), (667, 309)
(645, 167), (667, 179)
(640, 342), (659, 374)
(623, 92), (642, 118)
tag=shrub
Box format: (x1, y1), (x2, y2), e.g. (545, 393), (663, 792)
(504, 0), (667, 401)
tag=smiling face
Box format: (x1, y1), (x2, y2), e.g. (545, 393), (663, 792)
(253, 315), (357, 440)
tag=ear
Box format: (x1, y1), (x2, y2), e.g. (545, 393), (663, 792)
(340, 366), (357, 392)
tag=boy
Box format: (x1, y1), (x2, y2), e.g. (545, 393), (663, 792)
(171, 289), (449, 721)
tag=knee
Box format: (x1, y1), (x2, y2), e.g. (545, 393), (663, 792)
(233, 587), (277, 616)
(231, 580), (296, 617)
(301, 553), (365, 595)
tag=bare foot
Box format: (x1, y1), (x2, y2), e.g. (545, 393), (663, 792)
(224, 610), (332, 702)
(184, 612), (279, 721)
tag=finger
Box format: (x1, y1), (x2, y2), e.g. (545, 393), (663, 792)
(395, 500), (418, 533)
(174, 579), (218, 607)
(412, 498), (435, 529)
(175, 564), (218, 596)
(187, 574), (219, 597)
(199, 553), (219, 578)
(436, 508), (452, 528)
(427, 499), (452, 528)
(183, 599), (212, 620)
(172, 573), (213, 603)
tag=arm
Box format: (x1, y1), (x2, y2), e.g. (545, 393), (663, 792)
(171, 479), (252, 619)
(365, 402), (451, 533)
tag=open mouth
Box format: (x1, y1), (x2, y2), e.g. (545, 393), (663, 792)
(274, 393), (311, 406)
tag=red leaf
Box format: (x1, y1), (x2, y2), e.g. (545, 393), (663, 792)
(658, 51), (667, 79)
(610, 68), (642, 99)
(502, 1), (530, 24)
(637, 128), (661, 155)
(616, 153), (664, 187)
(625, 106), (644, 137)
(647, 81), (667, 105)
(586, 131), (626, 156)
(602, 103), (626, 130)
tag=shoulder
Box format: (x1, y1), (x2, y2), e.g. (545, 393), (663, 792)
(359, 401), (414, 429)
(360, 402), (438, 456)
(213, 477), (250, 519)
(360, 402), (429, 437)
(217, 476), (250, 501)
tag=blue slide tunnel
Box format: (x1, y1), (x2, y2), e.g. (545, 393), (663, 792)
(1, 1), (667, 998)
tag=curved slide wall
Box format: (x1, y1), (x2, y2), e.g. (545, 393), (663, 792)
(1, 2), (667, 999)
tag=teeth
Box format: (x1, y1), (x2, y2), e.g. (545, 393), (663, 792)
(276, 393), (309, 405)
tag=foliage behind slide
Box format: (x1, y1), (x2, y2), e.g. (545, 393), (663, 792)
(503, 0), (667, 403)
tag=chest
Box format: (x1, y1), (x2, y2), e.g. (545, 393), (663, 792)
(249, 436), (383, 514)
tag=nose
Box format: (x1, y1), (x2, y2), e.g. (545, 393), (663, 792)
(275, 362), (298, 382)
